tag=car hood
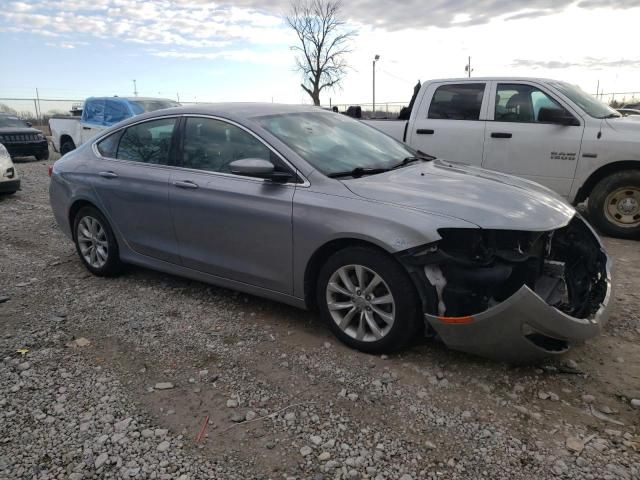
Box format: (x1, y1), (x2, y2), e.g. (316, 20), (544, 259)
(342, 159), (576, 231)
(606, 116), (640, 131)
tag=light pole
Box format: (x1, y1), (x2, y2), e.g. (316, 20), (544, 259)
(373, 54), (380, 116)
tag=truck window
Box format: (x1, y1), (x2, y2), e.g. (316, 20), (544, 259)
(83, 99), (105, 125)
(104, 100), (130, 125)
(116, 118), (177, 165)
(428, 84), (485, 120)
(495, 84), (565, 123)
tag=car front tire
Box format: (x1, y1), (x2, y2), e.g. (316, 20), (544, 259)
(588, 170), (640, 239)
(73, 206), (122, 276)
(36, 151), (49, 161)
(317, 246), (422, 354)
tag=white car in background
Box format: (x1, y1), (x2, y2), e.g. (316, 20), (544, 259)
(0, 143), (20, 194)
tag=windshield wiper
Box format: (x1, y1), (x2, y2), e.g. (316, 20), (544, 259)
(601, 113), (621, 119)
(390, 152), (435, 170)
(327, 167), (390, 179)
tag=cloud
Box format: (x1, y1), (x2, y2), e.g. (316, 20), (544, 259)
(230, 0), (640, 29)
(512, 57), (640, 69)
(152, 48), (290, 66)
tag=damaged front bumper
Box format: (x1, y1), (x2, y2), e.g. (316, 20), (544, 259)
(401, 215), (613, 362)
(424, 279), (612, 362)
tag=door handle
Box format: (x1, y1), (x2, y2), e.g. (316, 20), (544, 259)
(98, 171), (118, 179)
(416, 129), (435, 135)
(173, 180), (199, 189)
(491, 132), (512, 139)
(82, 126), (91, 130)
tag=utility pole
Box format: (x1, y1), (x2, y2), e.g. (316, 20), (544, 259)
(35, 88), (42, 125)
(176, 92), (180, 102)
(132, 79), (138, 97)
(465, 56), (473, 78)
(373, 54), (380, 116)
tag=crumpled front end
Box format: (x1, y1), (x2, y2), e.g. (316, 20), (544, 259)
(399, 216), (612, 362)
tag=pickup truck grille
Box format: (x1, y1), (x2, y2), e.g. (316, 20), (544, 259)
(0, 133), (40, 143)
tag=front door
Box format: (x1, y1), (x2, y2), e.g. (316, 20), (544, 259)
(482, 82), (584, 197)
(169, 116), (296, 294)
(407, 81), (489, 165)
(91, 116), (180, 263)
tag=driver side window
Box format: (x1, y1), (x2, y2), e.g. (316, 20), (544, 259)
(495, 84), (566, 123)
(182, 117), (277, 174)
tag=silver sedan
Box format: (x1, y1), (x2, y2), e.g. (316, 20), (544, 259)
(49, 103), (612, 361)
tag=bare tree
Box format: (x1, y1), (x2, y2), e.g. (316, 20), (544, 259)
(287, 0), (356, 105)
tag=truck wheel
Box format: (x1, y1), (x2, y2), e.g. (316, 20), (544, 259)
(60, 140), (75, 156)
(588, 170), (640, 239)
(317, 246), (422, 354)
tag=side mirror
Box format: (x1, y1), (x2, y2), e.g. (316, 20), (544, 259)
(229, 158), (293, 183)
(26, 122), (32, 127)
(538, 107), (579, 126)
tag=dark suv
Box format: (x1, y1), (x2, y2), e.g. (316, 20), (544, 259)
(0, 113), (49, 160)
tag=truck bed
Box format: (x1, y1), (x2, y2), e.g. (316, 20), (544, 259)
(362, 119), (407, 142)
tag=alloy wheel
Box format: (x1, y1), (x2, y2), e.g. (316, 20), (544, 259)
(325, 264), (395, 342)
(77, 216), (109, 269)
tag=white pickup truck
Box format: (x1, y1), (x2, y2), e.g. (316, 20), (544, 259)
(50, 96), (180, 156)
(365, 77), (640, 239)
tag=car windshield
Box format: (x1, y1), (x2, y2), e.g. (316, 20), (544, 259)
(254, 111), (417, 177)
(549, 82), (619, 119)
(0, 115), (29, 128)
(130, 100), (181, 114)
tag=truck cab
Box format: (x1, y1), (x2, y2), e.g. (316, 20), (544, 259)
(365, 77), (640, 239)
(50, 97), (180, 155)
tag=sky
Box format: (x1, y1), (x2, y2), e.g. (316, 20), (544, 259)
(1, 0), (639, 114)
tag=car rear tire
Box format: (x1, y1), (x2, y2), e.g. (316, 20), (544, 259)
(317, 246), (422, 354)
(588, 170), (640, 239)
(60, 140), (75, 156)
(73, 206), (122, 276)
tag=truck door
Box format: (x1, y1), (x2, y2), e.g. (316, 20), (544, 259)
(482, 82), (584, 197)
(80, 98), (106, 145)
(406, 82), (489, 165)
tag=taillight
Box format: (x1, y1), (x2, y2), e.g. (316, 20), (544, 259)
(48, 165), (53, 177)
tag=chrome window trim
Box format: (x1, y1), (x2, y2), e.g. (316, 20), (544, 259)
(92, 113), (310, 187)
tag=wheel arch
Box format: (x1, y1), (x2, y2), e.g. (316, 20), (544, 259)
(574, 161), (640, 204)
(60, 134), (76, 150)
(303, 238), (395, 310)
(68, 199), (101, 240)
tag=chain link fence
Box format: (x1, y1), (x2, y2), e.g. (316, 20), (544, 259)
(1, 91), (639, 130)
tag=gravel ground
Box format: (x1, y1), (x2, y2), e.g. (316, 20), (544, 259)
(1, 154), (639, 480)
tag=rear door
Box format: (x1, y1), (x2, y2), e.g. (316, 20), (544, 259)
(80, 99), (106, 144)
(482, 81), (584, 197)
(169, 115), (296, 294)
(406, 81), (489, 165)
(91, 116), (180, 263)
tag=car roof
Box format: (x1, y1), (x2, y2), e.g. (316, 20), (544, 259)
(120, 102), (324, 124)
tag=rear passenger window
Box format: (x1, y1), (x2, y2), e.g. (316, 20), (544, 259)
(428, 84), (485, 120)
(96, 130), (123, 158)
(104, 100), (130, 125)
(116, 118), (176, 165)
(182, 117), (278, 174)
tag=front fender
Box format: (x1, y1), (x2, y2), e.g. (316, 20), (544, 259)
(291, 187), (477, 299)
